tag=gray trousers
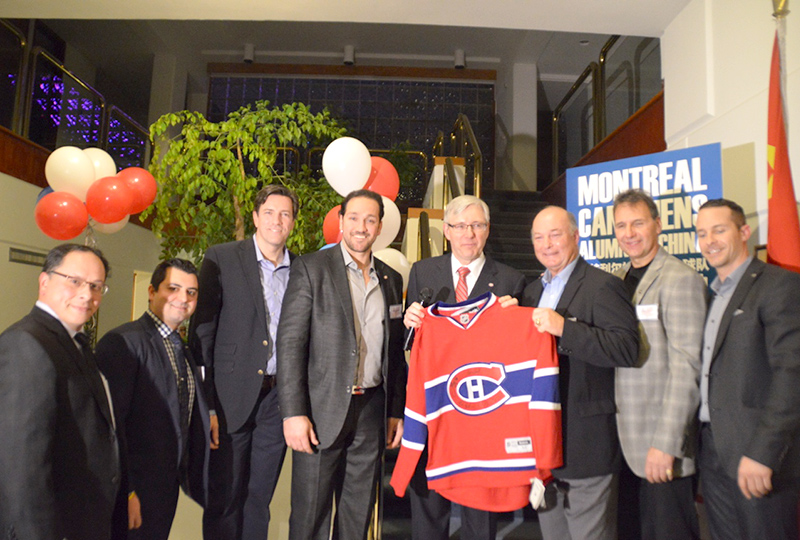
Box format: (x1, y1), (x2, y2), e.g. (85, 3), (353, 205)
(537, 474), (618, 540)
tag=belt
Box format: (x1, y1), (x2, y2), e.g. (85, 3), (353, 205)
(262, 374), (276, 391)
(351, 385), (379, 396)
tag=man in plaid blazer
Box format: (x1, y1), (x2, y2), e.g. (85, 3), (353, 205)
(612, 189), (705, 540)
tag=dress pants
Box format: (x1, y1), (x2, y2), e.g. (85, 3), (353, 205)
(699, 424), (799, 540)
(617, 458), (700, 540)
(128, 478), (180, 540)
(203, 383), (287, 540)
(289, 386), (385, 540)
(537, 474), (619, 540)
(408, 446), (497, 540)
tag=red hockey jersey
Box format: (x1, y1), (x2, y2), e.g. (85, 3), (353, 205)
(390, 293), (562, 512)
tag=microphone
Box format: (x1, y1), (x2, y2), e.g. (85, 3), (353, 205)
(403, 287), (433, 351)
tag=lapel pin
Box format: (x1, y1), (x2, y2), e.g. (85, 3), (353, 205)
(488, 283), (494, 287)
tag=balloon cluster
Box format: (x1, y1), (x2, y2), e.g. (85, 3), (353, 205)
(34, 146), (158, 240)
(321, 137), (411, 291)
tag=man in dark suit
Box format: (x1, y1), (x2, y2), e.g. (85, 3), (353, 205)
(402, 194), (526, 540)
(0, 243), (120, 540)
(695, 198), (800, 540)
(96, 258), (211, 539)
(277, 189), (406, 540)
(190, 184), (298, 540)
(521, 206), (638, 540)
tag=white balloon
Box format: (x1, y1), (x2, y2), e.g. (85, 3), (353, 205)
(83, 147), (118, 181)
(90, 215), (129, 234)
(322, 137), (371, 197)
(372, 196), (401, 252)
(374, 247), (412, 293)
(45, 146), (96, 201)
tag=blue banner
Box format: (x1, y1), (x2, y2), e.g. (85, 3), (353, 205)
(566, 143), (723, 281)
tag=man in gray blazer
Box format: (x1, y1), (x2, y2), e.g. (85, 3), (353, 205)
(190, 185), (298, 540)
(612, 189), (704, 540)
(696, 199), (800, 540)
(402, 194), (526, 540)
(277, 189), (406, 540)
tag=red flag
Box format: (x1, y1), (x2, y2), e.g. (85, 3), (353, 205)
(767, 32), (800, 273)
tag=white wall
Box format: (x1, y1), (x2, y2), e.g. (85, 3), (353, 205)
(662, 0), (800, 242)
(0, 172), (162, 334)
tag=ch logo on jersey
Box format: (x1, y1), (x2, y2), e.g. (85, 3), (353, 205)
(446, 362), (510, 415)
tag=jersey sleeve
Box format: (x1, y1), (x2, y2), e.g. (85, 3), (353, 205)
(390, 322), (428, 497)
(530, 331), (562, 474)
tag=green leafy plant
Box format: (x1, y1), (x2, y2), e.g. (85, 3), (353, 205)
(145, 101), (346, 263)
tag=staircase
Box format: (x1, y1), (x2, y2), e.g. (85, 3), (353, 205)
(482, 190), (549, 281)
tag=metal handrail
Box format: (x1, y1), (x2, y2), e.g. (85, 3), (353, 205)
(597, 36), (620, 139)
(551, 62), (599, 184)
(443, 156), (462, 207)
(1, 19), (26, 134)
(450, 113), (482, 198)
(432, 130), (445, 157)
(23, 46), (108, 143)
(418, 210), (432, 260)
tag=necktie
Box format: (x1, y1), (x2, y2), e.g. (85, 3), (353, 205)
(168, 331), (191, 455)
(456, 266), (470, 303)
(75, 332), (113, 422)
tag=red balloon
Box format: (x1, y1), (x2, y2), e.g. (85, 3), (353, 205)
(35, 192), (89, 240)
(364, 156), (400, 201)
(86, 176), (134, 224)
(323, 205), (342, 245)
(117, 167), (157, 214)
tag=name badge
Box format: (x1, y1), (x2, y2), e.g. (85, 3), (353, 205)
(389, 304), (403, 319)
(636, 304), (659, 321)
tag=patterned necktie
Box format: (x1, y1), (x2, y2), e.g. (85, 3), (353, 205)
(168, 331), (190, 454)
(456, 266), (470, 303)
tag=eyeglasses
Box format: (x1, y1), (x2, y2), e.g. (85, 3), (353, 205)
(445, 222), (488, 233)
(49, 271), (109, 296)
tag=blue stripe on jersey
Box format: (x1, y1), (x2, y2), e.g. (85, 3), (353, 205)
(531, 373), (559, 404)
(402, 414), (428, 446)
(427, 458), (538, 481)
(424, 364), (558, 417)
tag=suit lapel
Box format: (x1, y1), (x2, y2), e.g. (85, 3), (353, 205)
(142, 315), (183, 441)
(712, 259), (762, 359)
(328, 245), (357, 339)
(34, 308), (115, 429)
(472, 256), (498, 298)
(633, 247), (667, 305)
(238, 239), (269, 335)
(555, 257), (586, 316)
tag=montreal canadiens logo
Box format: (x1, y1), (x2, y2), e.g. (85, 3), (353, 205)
(446, 362), (510, 415)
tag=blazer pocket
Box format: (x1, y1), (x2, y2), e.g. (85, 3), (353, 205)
(576, 399), (617, 417)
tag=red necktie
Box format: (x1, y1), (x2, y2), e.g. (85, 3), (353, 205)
(456, 266), (470, 303)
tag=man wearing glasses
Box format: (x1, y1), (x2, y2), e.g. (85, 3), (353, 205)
(0, 243), (120, 540)
(402, 194), (526, 540)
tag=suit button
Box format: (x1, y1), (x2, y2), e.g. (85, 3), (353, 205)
(262, 340), (269, 346)
(352, 350), (357, 355)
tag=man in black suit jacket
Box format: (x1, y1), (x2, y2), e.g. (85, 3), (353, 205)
(0, 244), (120, 540)
(96, 258), (211, 539)
(190, 185), (298, 540)
(277, 189), (406, 540)
(402, 194), (526, 540)
(695, 199), (800, 540)
(521, 206), (638, 540)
